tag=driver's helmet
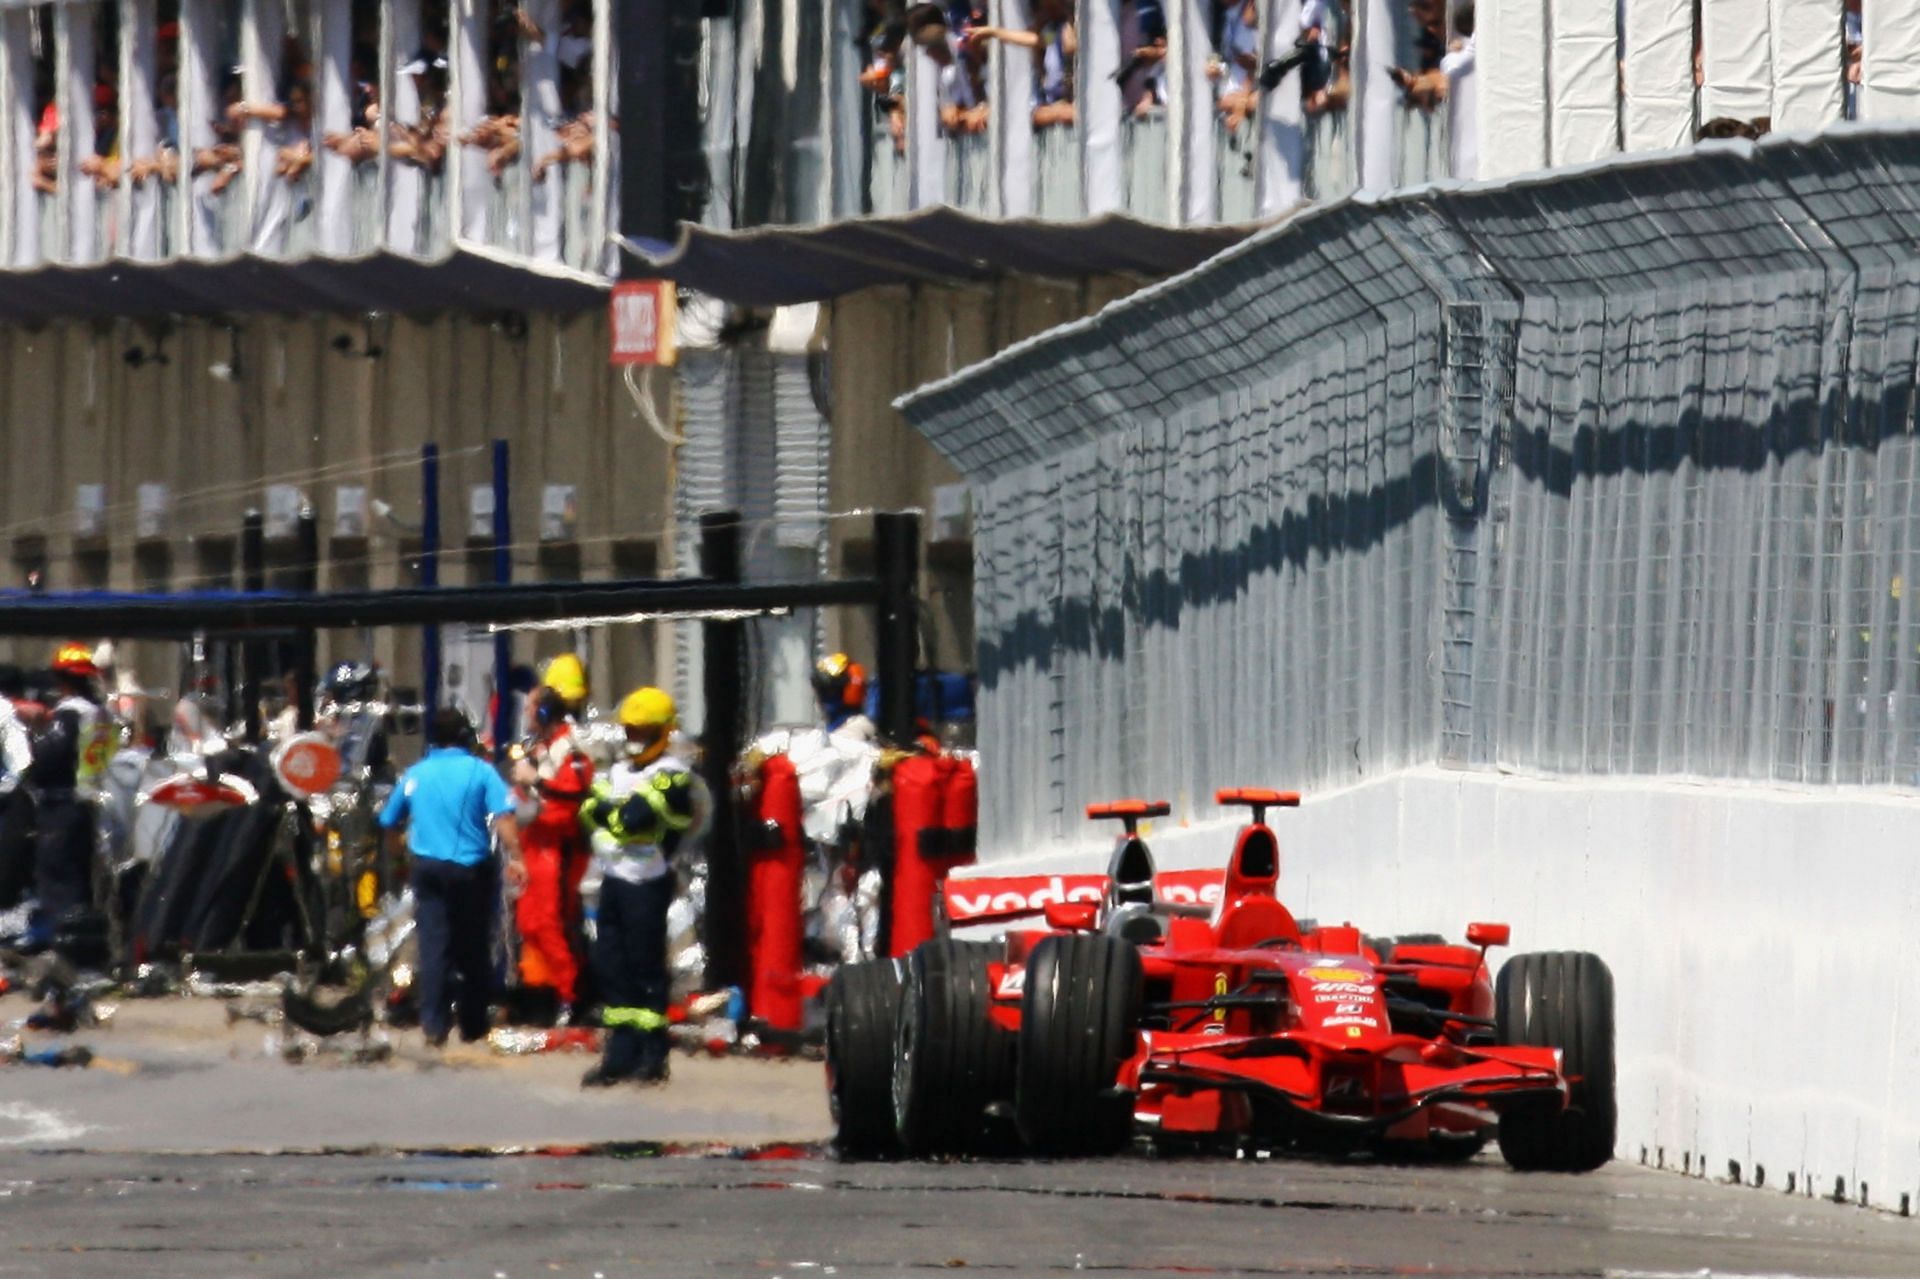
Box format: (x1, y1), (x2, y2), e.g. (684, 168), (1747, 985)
(321, 661), (378, 706)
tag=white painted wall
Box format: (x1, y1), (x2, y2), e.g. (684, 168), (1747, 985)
(970, 765), (1920, 1209)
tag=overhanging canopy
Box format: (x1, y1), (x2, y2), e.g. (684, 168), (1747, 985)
(622, 207), (1270, 308)
(0, 579), (882, 639)
(0, 246), (609, 324)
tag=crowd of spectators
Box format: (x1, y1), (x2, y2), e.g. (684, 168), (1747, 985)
(21, 0), (608, 257)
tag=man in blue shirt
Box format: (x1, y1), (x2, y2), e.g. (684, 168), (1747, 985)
(380, 708), (524, 1046)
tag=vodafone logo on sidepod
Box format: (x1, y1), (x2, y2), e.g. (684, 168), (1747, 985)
(944, 869), (1223, 923)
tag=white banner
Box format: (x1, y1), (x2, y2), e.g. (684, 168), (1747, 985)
(1622, 0), (1695, 151)
(1860, 0), (1920, 119)
(1701, 0), (1773, 121)
(1477, 0), (1550, 176)
(1769, 0), (1843, 132)
(1549, 0), (1619, 164)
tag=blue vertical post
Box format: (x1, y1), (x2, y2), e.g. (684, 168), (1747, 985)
(421, 443), (441, 712)
(491, 439), (512, 758)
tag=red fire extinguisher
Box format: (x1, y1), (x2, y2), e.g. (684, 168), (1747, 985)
(744, 753), (807, 1032)
(887, 752), (979, 957)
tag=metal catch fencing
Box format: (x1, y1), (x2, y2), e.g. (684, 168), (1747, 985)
(901, 127), (1920, 854)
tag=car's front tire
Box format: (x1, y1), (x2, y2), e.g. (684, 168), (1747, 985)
(1494, 950), (1617, 1172)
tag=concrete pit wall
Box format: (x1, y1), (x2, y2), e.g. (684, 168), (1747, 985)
(970, 765), (1920, 1213)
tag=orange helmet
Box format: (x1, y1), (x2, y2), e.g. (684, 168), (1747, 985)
(51, 642), (99, 680)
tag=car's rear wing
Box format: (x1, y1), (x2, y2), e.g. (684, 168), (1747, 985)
(943, 868), (1224, 927)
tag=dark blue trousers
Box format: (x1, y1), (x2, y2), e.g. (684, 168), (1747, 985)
(412, 856), (495, 1042)
(594, 873), (673, 1076)
(30, 795), (93, 936)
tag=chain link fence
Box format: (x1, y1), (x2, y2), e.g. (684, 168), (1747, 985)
(903, 128), (1920, 854)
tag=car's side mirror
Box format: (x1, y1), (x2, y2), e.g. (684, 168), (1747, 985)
(1465, 921), (1510, 949)
(1043, 901), (1099, 932)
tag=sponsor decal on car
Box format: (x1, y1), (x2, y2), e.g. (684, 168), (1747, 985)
(1323, 1015), (1379, 1028)
(943, 870), (1225, 924)
(995, 967), (1025, 998)
(1312, 983), (1375, 999)
(1302, 966), (1366, 983)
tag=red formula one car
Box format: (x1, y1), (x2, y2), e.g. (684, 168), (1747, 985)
(824, 790), (1615, 1171)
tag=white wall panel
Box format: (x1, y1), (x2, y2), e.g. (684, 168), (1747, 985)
(1769, 0), (1843, 131)
(1255, 0), (1304, 211)
(1701, 0), (1773, 120)
(969, 766), (1920, 1215)
(1548, 0), (1618, 163)
(990, 0), (1036, 217)
(1622, 0), (1694, 150)
(1168, 0), (1211, 223)
(1476, 0), (1549, 176)
(1350, 0), (1396, 188)
(2, 8), (36, 265)
(1860, 0), (1920, 119)
(1080, 0), (1124, 213)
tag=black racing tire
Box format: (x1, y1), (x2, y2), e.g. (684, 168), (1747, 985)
(1014, 933), (1143, 1156)
(1494, 951), (1617, 1172)
(825, 958), (904, 1155)
(892, 940), (1015, 1155)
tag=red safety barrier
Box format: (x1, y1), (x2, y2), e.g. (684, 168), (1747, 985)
(745, 753), (807, 1032)
(888, 752), (979, 957)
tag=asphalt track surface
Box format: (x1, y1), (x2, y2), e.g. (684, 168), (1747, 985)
(2, 997), (1916, 1277)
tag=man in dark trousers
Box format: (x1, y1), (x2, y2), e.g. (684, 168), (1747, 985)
(27, 644), (113, 946)
(578, 687), (707, 1086)
(379, 708), (524, 1047)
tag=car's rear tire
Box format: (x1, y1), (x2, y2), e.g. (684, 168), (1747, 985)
(825, 958), (903, 1155)
(1015, 933), (1143, 1156)
(1494, 950), (1616, 1172)
(892, 940), (1014, 1155)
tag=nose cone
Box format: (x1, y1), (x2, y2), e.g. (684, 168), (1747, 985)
(1290, 960), (1390, 1049)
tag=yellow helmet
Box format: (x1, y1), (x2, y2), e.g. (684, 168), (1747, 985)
(618, 686), (678, 730)
(52, 642), (101, 679)
(541, 653), (588, 702)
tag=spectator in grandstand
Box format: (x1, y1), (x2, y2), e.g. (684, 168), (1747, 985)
(906, 3), (988, 136)
(1845, 0), (1862, 117)
(1386, 0), (1452, 111)
(1211, 0), (1260, 130)
(323, 45), (383, 167)
(78, 84), (121, 192)
(1118, 0), (1168, 117)
(1297, 0), (1344, 112)
(859, 6), (910, 155)
(966, 0), (1076, 130)
(390, 49), (450, 174)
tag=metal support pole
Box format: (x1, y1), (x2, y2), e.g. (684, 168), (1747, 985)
(698, 510), (745, 992)
(873, 511), (920, 747)
(490, 439), (512, 757)
(294, 503), (320, 732)
(421, 443), (441, 713)
(240, 509), (265, 742)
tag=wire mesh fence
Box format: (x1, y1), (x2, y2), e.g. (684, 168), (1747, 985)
(905, 129), (1920, 853)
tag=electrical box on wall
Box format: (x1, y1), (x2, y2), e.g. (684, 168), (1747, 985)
(333, 486), (368, 539)
(932, 483), (971, 544)
(264, 484), (302, 539)
(136, 483), (170, 540)
(73, 485), (105, 539)
(541, 485), (577, 542)
(469, 486), (495, 540)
